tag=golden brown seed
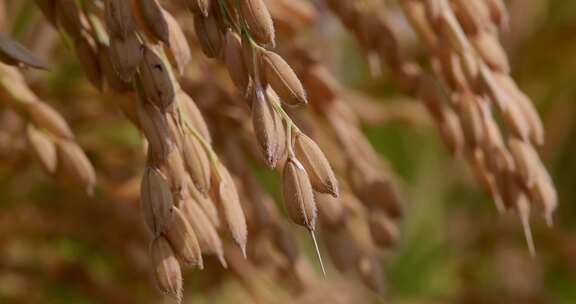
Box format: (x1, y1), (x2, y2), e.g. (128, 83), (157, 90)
(180, 198), (226, 266)
(438, 107), (464, 157)
(109, 34), (143, 81)
(56, 140), (96, 195)
(186, 0), (211, 17)
(530, 166), (557, 226)
(508, 138), (537, 188)
(358, 257), (386, 295)
(194, 13), (223, 59)
(324, 228), (362, 273)
(0, 34), (49, 70)
(187, 176), (220, 227)
(164, 148), (186, 196)
(213, 164), (248, 255)
(456, 93), (484, 147)
(282, 158), (317, 231)
(240, 0), (275, 46)
(26, 125), (57, 174)
(98, 43), (132, 92)
(74, 35), (103, 91)
(163, 207), (203, 269)
(271, 221), (299, 264)
(177, 90), (211, 142)
(368, 211), (399, 249)
(266, 88), (286, 161)
(252, 85), (280, 168)
(316, 192), (345, 228)
(137, 0), (169, 44)
(141, 165), (173, 235)
(348, 162), (403, 218)
(472, 31), (510, 74)
(163, 10), (191, 76)
(104, 0), (135, 39)
(301, 64), (340, 105)
(139, 46), (176, 111)
(150, 236), (183, 302)
(181, 132), (211, 194)
(224, 29), (250, 92)
(136, 102), (172, 162)
(260, 50), (307, 106)
(26, 102), (74, 139)
(294, 132), (339, 197)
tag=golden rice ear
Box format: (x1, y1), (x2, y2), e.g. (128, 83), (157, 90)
(194, 12), (223, 59)
(141, 165), (174, 235)
(139, 46), (176, 112)
(472, 31), (510, 74)
(508, 138), (537, 188)
(177, 90), (212, 143)
(104, 0), (136, 39)
(55, 140), (96, 195)
(181, 132), (211, 195)
(271, 221), (299, 265)
(281, 158), (317, 231)
(150, 236), (183, 303)
(0, 34), (49, 70)
(26, 125), (58, 175)
(136, 0), (170, 44)
(163, 207), (203, 269)
(260, 50), (307, 106)
(368, 211), (400, 249)
(26, 101), (74, 139)
(294, 132), (339, 197)
(224, 29), (250, 92)
(99, 46), (132, 92)
(438, 107), (464, 158)
(316, 192), (345, 229)
(240, 0), (275, 47)
(212, 164), (248, 256)
(180, 198), (227, 267)
(252, 85), (282, 168)
(163, 10), (191, 76)
(108, 34), (143, 82)
(187, 176), (220, 228)
(136, 101), (173, 162)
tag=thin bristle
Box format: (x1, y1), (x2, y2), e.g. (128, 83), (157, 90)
(309, 229), (326, 277)
(520, 212), (536, 258)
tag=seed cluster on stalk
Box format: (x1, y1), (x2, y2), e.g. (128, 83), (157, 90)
(0, 35), (96, 195)
(327, 0), (557, 255)
(0, 0), (557, 301)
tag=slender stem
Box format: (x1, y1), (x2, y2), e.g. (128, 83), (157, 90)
(180, 112), (219, 164)
(217, 0), (241, 33)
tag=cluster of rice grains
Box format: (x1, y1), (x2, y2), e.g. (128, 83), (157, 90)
(0, 36), (96, 194)
(1, 0), (554, 302)
(327, 0), (556, 255)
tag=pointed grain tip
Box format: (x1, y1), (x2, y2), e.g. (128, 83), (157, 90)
(241, 245), (247, 259)
(545, 213), (554, 228)
(218, 254), (228, 269)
